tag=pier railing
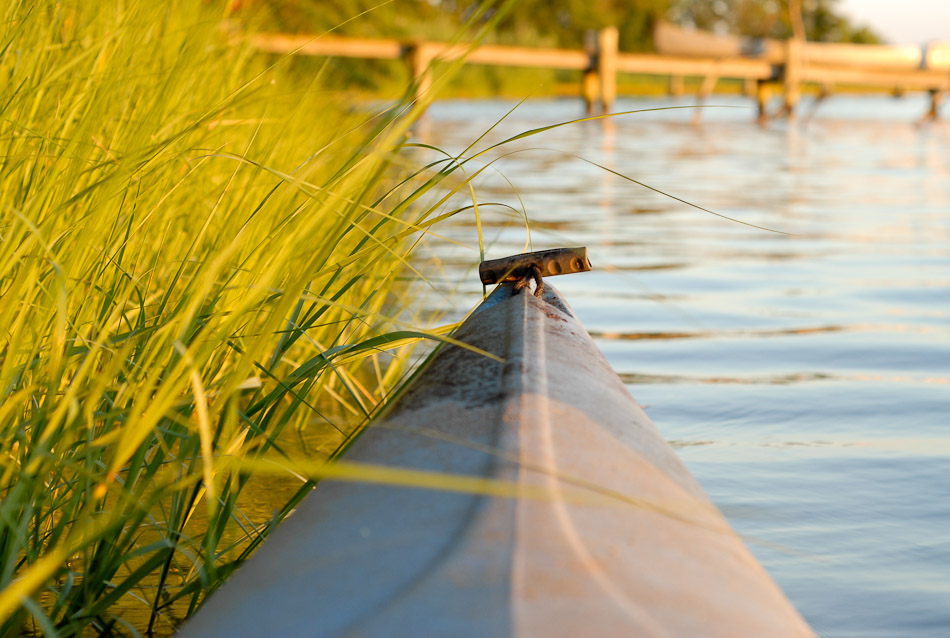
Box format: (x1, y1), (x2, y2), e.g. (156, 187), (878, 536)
(251, 23), (950, 121)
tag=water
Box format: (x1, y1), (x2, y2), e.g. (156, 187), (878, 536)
(414, 95), (950, 637)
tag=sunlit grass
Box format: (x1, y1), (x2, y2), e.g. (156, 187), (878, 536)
(0, 0), (504, 633)
(0, 0), (787, 633)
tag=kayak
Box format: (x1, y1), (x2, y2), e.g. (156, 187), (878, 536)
(180, 272), (814, 637)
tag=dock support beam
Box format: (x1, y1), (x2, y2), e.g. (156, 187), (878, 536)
(582, 30), (599, 115)
(406, 41), (434, 104)
(583, 28), (618, 115)
(923, 89), (944, 121)
(669, 74), (684, 96)
(756, 79), (777, 123)
(743, 77), (757, 98)
(598, 26), (619, 114)
(783, 38), (803, 117)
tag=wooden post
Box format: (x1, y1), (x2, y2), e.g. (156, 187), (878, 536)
(699, 71), (718, 99)
(669, 75), (684, 96)
(788, 0), (806, 42)
(783, 37), (803, 117)
(405, 41), (434, 103)
(582, 30), (598, 114)
(597, 26), (619, 114)
(692, 70), (719, 125)
(784, 0), (806, 118)
(756, 79), (771, 123)
(743, 77), (757, 98)
(924, 89), (944, 121)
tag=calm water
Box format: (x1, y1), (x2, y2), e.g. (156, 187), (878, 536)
(414, 95), (950, 637)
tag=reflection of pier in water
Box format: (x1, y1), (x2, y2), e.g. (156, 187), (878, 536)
(251, 21), (950, 122)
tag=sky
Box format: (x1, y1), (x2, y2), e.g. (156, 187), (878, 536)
(838, 0), (950, 44)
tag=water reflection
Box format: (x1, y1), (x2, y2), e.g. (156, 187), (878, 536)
(420, 95), (950, 637)
(669, 437), (950, 456)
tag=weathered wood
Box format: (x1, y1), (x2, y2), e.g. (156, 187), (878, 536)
(654, 20), (950, 71)
(252, 28), (950, 80)
(654, 20), (785, 63)
(582, 30), (599, 115)
(615, 53), (773, 79)
(463, 44), (589, 70)
(924, 90), (945, 121)
(179, 282), (816, 638)
(743, 77), (757, 97)
(582, 70), (599, 114)
(251, 33), (404, 59)
(669, 74), (684, 96)
(250, 26), (950, 121)
(804, 41), (925, 69)
(691, 70), (720, 124)
(698, 72), (719, 98)
(927, 43), (950, 69)
(783, 38), (804, 116)
(788, 0), (806, 44)
(756, 80), (772, 123)
(250, 30), (772, 82)
(801, 65), (950, 91)
(598, 26), (619, 114)
(405, 41), (436, 102)
(253, 33), (589, 70)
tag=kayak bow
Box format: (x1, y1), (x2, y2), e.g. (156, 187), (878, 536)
(181, 262), (813, 637)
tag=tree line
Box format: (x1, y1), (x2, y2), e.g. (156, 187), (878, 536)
(251, 0), (882, 48)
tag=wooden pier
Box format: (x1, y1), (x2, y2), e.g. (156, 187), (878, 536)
(251, 22), (950, 121)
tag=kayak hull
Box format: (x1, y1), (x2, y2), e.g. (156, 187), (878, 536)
(180, 283), (814, 637)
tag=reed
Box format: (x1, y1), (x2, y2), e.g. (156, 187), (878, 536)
(1, 0), (761, 633)
(0, 1), (497, 634)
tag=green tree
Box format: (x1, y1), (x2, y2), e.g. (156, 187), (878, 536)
(419, 0), (665, 51)
(253, 0), (670, 51)
(669, 0), (884, 43)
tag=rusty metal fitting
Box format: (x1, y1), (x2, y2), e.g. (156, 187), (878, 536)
(513, 264), (545, 298)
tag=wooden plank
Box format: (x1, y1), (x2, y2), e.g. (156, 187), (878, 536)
(252, 34), (590, 70)
(654, 21), (785, 63)
(803, 65), (950, 90)
(443, 43), (590, 70)
(803, 41), (923, 69)
(926, 43), (950, 69)
(654, 20), (950, 71)
(924, 90), (944, 121)
(616, 53), (774, 80)
(251, 33), (403, 59)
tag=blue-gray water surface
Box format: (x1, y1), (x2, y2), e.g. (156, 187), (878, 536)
(415, 94), (950, 638)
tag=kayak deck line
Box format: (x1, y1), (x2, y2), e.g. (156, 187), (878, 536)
(180, 268), (815, 637)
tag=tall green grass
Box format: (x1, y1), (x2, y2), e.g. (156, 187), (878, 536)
(0, 1), (768, 634)
(0, 1), (494, 634)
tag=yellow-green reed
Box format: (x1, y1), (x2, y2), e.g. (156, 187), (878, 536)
(0, 0), (505, 634)
(2, 0), (752, 633)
